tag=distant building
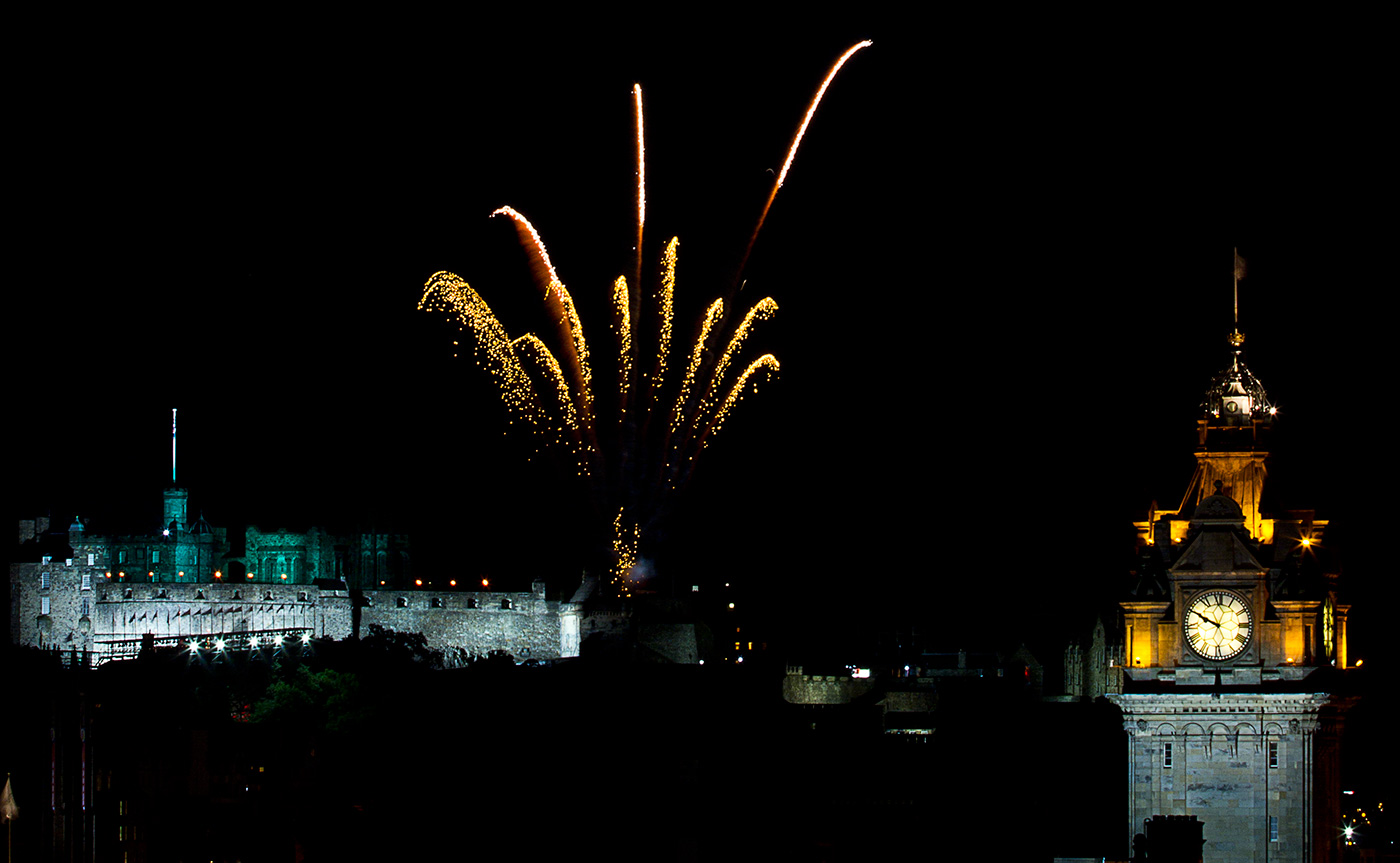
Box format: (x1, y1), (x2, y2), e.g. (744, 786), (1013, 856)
(1105, 284), (1354, 863)
(9, 432), (582, 663)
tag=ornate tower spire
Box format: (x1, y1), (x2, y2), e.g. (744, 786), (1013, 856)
(1187, 250), (1274, 540)
(1200, 250), (1275, 425)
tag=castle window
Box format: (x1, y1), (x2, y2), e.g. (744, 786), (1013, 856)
(232, 590), (241, 600)
(151, 550), (160, 564)
(81, 598), (90, 617)
(82, 573), (92, 591)
(397, 596), (408, 608)
(1270, 816), (1278, 841)
(431, 597), (444, 609)
(1269, 741), (1279, 768)
(468, 597), (480, 609)
(41, 597), (51, 615)
(501, 598), (514, 610)
(298, 591), (309, 602)
(88, 553), (96, 566)
(40, 572), (51, 590)
(264, 591), (274, 601)
(118, 550), (127, 564)
(123, 588), (133, 599)
(196, 590), (205, 600)
(156, 589), (167, 599)
(1163, 743), (1173, 769)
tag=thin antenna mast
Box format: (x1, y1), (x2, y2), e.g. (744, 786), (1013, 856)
(172, 409), (178, 485)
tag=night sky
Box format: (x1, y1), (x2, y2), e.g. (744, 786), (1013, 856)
(7, 22), (1383, 667)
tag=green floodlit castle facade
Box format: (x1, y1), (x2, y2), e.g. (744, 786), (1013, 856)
(10, 415), (583, 664)
(1106, 301), (1354, 862)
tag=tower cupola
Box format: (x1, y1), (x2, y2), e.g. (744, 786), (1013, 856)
(1200, 329), (1275, 427)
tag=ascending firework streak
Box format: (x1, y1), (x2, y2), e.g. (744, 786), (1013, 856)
(420, 43), (870, 594)
(734, 39), (873, 295)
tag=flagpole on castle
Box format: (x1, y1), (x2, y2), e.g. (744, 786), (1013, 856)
(1, 771), (17, 863)
(172, 408), (178, 486)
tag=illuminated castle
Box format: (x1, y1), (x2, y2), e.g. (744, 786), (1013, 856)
(1105, 262), (1355, 862)
(9, 414), (583, 664)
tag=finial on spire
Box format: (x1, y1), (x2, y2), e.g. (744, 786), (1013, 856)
(1232, 248), (1247, 346)
(1200, 252), (1275, 424)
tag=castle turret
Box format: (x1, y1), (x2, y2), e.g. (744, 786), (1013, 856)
(163, 487), (188, 536)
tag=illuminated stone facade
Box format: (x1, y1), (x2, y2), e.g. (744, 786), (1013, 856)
(10, 491), (581, 664)
(1106, 326), (1353, 863)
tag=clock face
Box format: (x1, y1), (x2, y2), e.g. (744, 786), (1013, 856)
(1184, 590), (1253, 661)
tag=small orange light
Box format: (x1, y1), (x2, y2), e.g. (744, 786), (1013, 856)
(280, 574), (287, 580)
(449, 580), (457, 587)
(482, 578), (490, 588)
(415, 579), (423, 587)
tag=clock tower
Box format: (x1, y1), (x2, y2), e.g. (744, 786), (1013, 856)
(1106, 256), (1354, 863)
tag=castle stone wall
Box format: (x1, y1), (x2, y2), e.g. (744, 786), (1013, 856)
(359, 588), (579, 661)
(11, 559), (576, 663)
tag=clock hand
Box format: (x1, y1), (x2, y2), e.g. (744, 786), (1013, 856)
(1190, 609), (1218, 627)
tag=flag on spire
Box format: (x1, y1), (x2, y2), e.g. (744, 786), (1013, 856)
(1234, 249), (1247, 280)
(1, 774), (18, 822)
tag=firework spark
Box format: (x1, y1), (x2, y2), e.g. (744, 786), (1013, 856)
(423, 47), (867, 591)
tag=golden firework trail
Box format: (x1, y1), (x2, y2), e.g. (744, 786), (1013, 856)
(736, 40), (872, 290)
(490, 206), (595, 428)
(611, 276), (632, 417)
(631, 84), (646, 396)
(423, 47), (867, 591)
(669, 298), (725, 435)
(702, 354), (780, 447)
(648, 236), (679, 405)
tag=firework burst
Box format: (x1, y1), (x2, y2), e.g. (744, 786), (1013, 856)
(420, 43), (869, 594)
